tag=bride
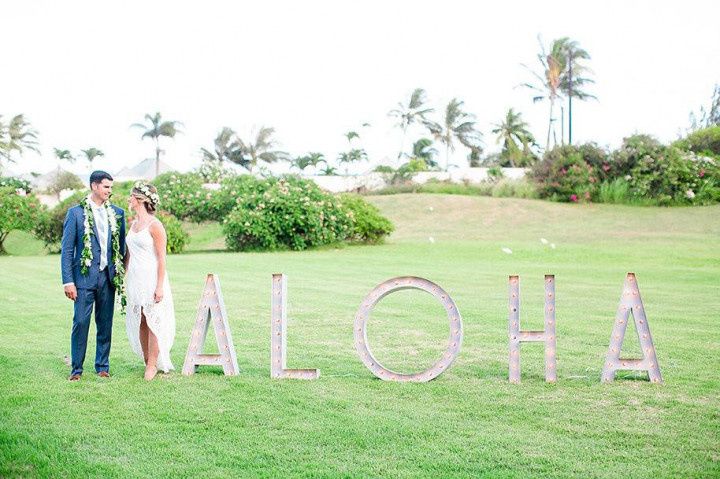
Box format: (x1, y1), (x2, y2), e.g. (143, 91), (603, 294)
(124, 181), (176, 380)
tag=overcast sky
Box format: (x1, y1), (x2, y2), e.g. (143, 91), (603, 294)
(2, 0), (719, 176)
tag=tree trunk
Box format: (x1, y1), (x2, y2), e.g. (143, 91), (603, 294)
(0, 232), (8, 255)
(546, 99), (555, 151)
(445, 142), (450, 172)
(397, 126), (407, 165)
(568, 58), (573, 145)
(155, 140), (161, 179)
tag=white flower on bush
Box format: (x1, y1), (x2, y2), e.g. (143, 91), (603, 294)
(625, 175), (632, 181)
(686, 189), (695, 199)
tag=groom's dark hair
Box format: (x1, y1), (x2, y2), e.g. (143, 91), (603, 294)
(89, 170), (113, 187)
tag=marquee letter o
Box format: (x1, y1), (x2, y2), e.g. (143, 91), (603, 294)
(354, 276), (463, 382)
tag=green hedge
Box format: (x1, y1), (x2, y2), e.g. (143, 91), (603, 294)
(339, 194), (394, 243)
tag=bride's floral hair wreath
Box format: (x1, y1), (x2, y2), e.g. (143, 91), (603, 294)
(131, 181), (160, 213)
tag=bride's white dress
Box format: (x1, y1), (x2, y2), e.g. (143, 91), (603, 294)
(125, 220), (176, 372)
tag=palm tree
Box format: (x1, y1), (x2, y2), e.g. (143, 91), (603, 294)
(338, 129), (369, 175)
(411, 138), (439, 169)
(491, 109), (537, 167)
(522, 36), (595, 148)
(337, 149), (368, 175)
(467, 146), (483, 167)
(54, 148), (75, 164)
(388, 88), (434, 161)
(319, 164), (338, 175)
(425, 98), (482, 171)
(201, 127), (244, 165)
(80, 148), (104, 171)
(291, 152), (325, 173)
(0, 114), (39, 166)
(131, 112), (183, 178)
(53, 147), (75, 177)
(236, 126), (288, 173)
(558, 38), (595, 144)
(521, 37), (565, 150)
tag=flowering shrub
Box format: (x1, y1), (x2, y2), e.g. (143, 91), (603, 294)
(33, 191), (86, 252)
(674, 126), (720, 158)
(197, 160), (240, 183)
(156, 211), (190, 253)
(0, 176), (32, 194)
(223, 176), (354, 251)
(207, 174), (263, 221)
(153, 172), (210, 221)
(339, 194), (394, 243)
(0, 187), (44, 254)
(626, 148), (720, 205)
(609, 135), (667, 179)
(531, 137), (720, 205)
(531, 144), (606, 201)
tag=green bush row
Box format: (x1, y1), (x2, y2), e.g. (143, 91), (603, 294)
(532, 129), (720, 205)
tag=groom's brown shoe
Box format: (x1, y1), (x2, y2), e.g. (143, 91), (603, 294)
(97, 371), (110, 378)
(69, 374), (81, 381)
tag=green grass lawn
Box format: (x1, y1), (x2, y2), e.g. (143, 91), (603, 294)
(1, 194), (719, 478)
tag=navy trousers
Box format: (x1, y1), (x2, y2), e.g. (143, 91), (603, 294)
(70, 268), (115, 376)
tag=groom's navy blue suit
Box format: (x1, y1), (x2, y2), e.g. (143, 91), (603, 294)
(61, 202), (126, 376)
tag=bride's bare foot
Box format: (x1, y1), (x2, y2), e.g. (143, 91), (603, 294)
(144, 365), (158, 381)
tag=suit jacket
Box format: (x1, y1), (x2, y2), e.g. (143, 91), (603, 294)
(61, 203), (126, 289)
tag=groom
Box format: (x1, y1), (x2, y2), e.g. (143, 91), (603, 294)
(61, 170), (126, 381)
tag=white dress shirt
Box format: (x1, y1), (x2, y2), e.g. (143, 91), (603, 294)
(90, 198), (110, 271)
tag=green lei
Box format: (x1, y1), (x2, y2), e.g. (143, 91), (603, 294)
(80, 196), (127, 313)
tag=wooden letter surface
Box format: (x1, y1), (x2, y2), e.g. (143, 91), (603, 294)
(508, 275), (557, 383)
(182, 274), (240, 376)
(602, 273), (662, 383)
(270, 274), (320, 379)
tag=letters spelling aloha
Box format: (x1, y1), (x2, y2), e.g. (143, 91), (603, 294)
(182, 272), (662, 384)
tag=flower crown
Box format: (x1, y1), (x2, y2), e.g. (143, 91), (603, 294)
(133, 181), (160, 206)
